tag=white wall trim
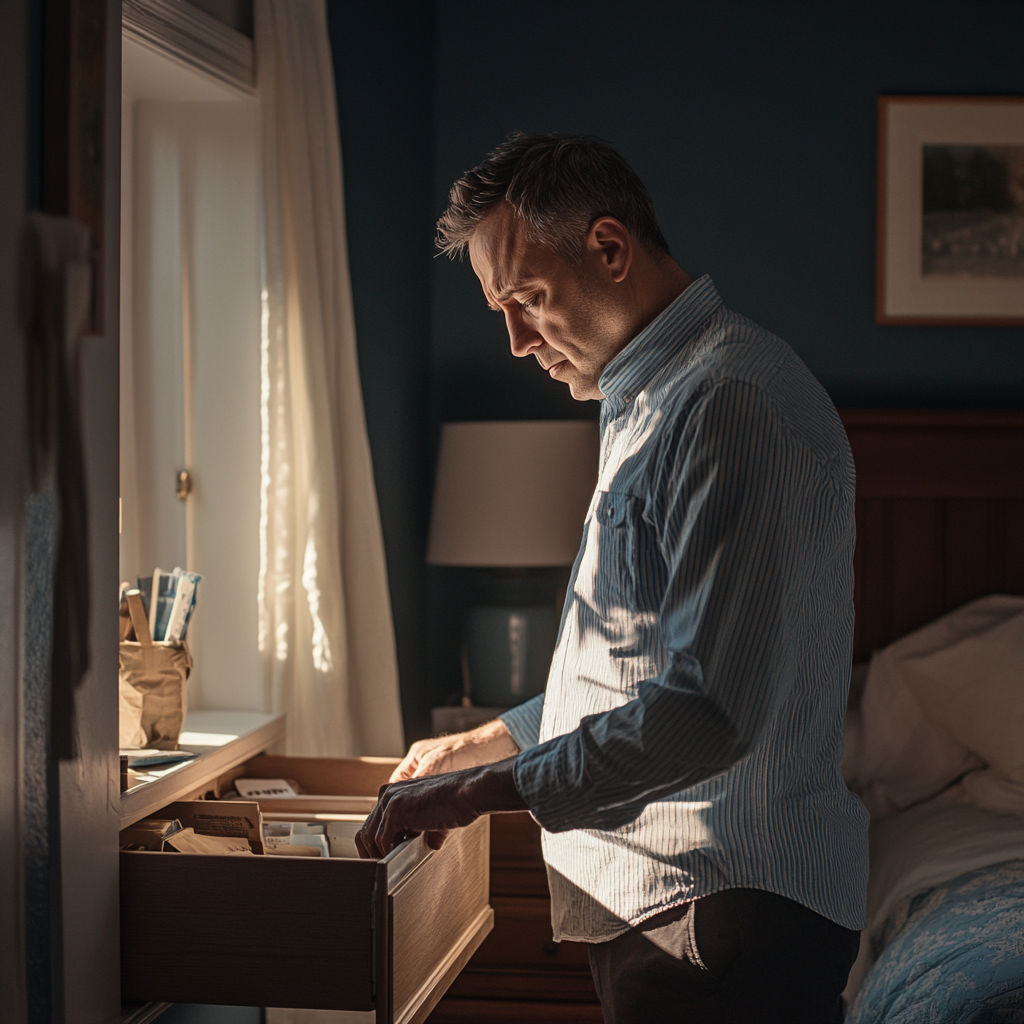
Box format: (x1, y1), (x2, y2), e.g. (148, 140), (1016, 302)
(122, 0), (254, 94)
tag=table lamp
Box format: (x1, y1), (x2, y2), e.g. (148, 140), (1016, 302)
(428, 420), (599, 709)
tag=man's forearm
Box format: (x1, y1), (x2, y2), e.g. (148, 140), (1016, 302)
(390, 717), (521, 782)
(513, 679), (745, 834)
(452, 718), (522, 762)
(356, 756), (527, 858)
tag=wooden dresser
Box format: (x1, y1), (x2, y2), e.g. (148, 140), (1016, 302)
(428, 811), (603, 1023)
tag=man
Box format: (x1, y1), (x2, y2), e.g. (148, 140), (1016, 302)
(355, 133), (868, 1023)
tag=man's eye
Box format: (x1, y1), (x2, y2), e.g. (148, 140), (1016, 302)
(521, 296), (537, 310)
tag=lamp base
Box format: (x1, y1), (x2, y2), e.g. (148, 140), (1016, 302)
(465, 603), (557, 708)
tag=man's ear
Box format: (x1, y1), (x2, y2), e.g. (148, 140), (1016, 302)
(586, 217), (632, 284)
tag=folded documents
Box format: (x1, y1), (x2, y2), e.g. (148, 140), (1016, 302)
(121, 803), (264, 854)
(160, 800), (265, 854)
(165, 827), (253, 855)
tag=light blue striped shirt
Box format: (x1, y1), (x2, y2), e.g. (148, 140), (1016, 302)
(501, 276), (868, 942)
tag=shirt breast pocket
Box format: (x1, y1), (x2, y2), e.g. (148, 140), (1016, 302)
(591, 489), (639, 618)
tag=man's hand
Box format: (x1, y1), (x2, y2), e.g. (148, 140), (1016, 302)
(355, 757), (526, 858)
(389, 718), (520, 782)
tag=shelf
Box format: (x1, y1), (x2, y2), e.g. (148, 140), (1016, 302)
(120, 709), (285, 828)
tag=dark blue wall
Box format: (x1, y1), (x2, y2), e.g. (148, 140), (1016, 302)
(431, 0), (1024, 418)
(333, 0), (1024, 737)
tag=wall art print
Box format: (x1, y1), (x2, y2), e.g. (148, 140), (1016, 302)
(877, 96), (1024, 324)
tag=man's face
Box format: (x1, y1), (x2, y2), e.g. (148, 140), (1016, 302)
(469, 204), (632, 401)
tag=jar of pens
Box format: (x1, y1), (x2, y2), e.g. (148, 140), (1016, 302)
(118, 567), (201, 752)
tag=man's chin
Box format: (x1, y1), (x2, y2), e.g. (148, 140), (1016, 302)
(544, 361), (600, 401)
(565, 377), (602, 402)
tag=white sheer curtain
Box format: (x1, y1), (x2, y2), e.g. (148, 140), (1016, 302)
(256, 0), (404, 759)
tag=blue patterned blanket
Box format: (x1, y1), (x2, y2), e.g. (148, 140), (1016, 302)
(847, 860), (1024, 1023)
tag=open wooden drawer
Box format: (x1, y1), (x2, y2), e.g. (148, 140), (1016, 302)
(120, 755), (493, 1023)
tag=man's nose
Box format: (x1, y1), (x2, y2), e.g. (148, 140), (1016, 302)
(505, 308), (543, 358)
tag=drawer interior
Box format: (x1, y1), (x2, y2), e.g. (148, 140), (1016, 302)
(120, 754), (493, 1023)
(217, 752), (401, 800)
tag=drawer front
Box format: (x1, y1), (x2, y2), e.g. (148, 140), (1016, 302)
(121, 850), (377, 1009)
(121, 755), (494, 1023)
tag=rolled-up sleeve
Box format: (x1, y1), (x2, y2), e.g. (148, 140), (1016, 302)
(513, 381), (832, 833)
(500, 693), (544, 752)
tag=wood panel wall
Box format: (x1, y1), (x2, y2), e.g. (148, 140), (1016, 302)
(841, 410), (1024, 661)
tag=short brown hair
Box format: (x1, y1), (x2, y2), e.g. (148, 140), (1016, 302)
(436, 132), (670, 264)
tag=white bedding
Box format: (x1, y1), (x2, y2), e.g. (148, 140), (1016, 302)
(840, 595), (1024, 1002)
(864, 787), (1024, 936)
(842, 776), (1024, 1000)
(839, 790), (1024, 999)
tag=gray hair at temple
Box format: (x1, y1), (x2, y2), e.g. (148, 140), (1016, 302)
(436, 132), (671, 265)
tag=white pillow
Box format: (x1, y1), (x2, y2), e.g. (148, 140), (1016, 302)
(961, 769), (1024, 817)
(843, 595), (1024, 818)
(843, 651), (981, 817)
(901, 606), (1024, 797)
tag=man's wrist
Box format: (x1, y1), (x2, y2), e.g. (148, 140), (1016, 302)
(463, 756), (527, 814)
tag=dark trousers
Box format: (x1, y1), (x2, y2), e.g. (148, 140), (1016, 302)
(588, 888), (861, 1024)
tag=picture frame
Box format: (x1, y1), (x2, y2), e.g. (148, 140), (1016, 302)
(876, 96), (1024, 325)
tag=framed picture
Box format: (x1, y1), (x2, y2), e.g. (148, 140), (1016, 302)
(876, 96), (1024, 324)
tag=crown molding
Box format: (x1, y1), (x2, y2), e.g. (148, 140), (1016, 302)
(122, 0), (254, 94)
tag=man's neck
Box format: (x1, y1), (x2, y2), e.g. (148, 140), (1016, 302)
(632, 258), (692, 339)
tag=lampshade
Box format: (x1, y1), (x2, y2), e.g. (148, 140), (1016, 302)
(427, 420), (600, 567)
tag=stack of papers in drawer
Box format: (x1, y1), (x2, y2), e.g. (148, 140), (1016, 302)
(263, 821), (330, 857)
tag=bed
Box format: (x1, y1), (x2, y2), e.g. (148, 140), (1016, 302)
(838, 410), (1024, 1024)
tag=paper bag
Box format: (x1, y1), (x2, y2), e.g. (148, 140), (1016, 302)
(118, 674), (147, 748)
(119, 591), (192, 750)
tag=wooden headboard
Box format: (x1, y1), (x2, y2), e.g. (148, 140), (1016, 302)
(840, 410), (1024, 662)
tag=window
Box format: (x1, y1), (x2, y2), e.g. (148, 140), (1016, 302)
(120, 26), (262, 708)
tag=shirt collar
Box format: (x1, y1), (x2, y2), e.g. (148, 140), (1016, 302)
(598, 275), (723, 403)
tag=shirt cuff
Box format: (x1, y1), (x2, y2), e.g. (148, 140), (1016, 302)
(499, 693), (544, 752)
(512, 735), (578, 832)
